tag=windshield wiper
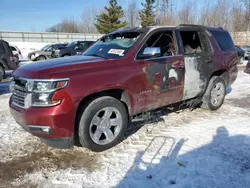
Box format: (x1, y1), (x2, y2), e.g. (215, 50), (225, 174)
(84, 53), (108, 59)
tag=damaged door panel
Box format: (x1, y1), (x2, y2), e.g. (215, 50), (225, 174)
(179, 30), (214, 100)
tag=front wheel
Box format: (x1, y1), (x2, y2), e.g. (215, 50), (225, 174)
(201, 76), (226, 111)
(37, 55), (46, 61)
(77, 96), (128, 152)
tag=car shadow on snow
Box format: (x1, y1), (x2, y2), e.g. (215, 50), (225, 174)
(117, 127), (250, 188)
(123, 104), (195, 142)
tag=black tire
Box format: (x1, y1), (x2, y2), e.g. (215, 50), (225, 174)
(63, 55), (70, 57)
(37, 55), (46, 61)
(0, 65), (4, 82)
(201, 76), (226, 111)
(77, 96), (128, 152)
(28, 53), (35, 60)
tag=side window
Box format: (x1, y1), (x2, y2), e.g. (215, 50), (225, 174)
(0, 44), (6, 53)
(11, 46), (17, 51)
(46, 46), (53, 51)
(79, 42), (88, 49)
(210, 30), (234, 51)
(137, 31), (176, 59)
(180, 30), (211, 54)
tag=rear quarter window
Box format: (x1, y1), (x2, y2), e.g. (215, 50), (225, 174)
(210, 30), (234, 51)
(11, 46), (17, 51)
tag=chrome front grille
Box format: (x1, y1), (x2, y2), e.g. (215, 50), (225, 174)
(12, 78), (27, 108)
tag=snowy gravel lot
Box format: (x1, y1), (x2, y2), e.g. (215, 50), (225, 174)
(0, 71), (250, 188)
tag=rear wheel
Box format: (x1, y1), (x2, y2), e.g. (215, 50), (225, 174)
(37, 55), (46, 61)
(77, 96), (128, 152)
(202, 76), (226, 111)
(0, 66), (4, 82)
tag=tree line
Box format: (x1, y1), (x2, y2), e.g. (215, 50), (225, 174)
(46, 0), (250, 34)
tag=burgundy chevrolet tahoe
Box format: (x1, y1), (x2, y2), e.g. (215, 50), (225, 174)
(9, 25), (238, 152)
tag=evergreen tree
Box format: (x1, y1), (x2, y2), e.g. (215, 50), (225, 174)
(95, 0), (127, 34)
(139, 0), (156, 27)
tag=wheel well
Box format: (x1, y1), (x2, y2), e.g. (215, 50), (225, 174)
(210, 69), (229, 86)
(63, 54), (71, 57)
(74, 89), (131, 144)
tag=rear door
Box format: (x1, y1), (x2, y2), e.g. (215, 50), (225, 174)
(178, 29), (214, 100)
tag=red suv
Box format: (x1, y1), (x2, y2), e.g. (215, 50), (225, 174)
(9, 25), (238, 152)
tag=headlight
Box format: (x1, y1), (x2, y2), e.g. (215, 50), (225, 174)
(25, 78), (69, 107)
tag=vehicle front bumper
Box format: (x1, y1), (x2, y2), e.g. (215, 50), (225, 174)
(9, 98), (75, 149)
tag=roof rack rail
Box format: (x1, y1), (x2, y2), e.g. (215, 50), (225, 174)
(179, 24), (223, 30)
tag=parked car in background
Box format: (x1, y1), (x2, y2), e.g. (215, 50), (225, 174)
(241, 45), (250, 59)
(9, 25), (238, 152)
(245, 61), (250, 74)
(0, 40), (17, 82)
(234, 46), (245, 64)
(59, 41), (94, 57)
(28, 43), (67, 61)
(10, 45), (23, 63)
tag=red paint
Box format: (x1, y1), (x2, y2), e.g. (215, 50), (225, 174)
(9, 26), (238, 142)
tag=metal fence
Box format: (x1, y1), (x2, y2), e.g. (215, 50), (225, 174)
(0, 30), (249, 46)
(0, 30), (104, 43)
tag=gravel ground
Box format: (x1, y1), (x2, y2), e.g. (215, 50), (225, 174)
(0, 71), (250, 188)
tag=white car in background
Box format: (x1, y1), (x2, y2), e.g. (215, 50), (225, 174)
(10, 45), (23, 62)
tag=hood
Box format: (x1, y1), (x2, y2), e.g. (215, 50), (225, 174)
(13, 55), (106, 78)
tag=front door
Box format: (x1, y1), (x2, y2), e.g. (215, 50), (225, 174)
(135, 29), (185, 111)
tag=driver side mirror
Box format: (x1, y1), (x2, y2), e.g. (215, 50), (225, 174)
(139, 47), (161, 59)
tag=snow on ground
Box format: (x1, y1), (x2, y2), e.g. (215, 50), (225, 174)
(9, 42), (52, 60)
(0, 71), (250, 188)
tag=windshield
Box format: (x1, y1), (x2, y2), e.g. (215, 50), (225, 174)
(83, 32), (140, 59)
(41, 45), (50, 51)
(67, 41), (77, 48)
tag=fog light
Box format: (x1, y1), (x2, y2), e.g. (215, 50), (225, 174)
(41, 127), (50, 133)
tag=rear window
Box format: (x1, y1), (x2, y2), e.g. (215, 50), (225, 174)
(210, 30), (234, 51)
(0, 43), (6, 53)
(11, 46), (17, 51)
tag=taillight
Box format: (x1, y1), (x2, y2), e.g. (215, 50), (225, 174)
(18, 49), (22, 55)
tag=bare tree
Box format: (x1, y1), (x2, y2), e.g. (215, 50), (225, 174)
(198, 0), (231, 30)
(59, 18), (79, 33)
(232, 5), (247, 32)
(177, 0), (196, 24)
(242, 0), (250, 30)
(156, 0), (175, 25)
(79, 7), (99, 33)
(46, 18), (79, 33)
(125, 2), (139, 27)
